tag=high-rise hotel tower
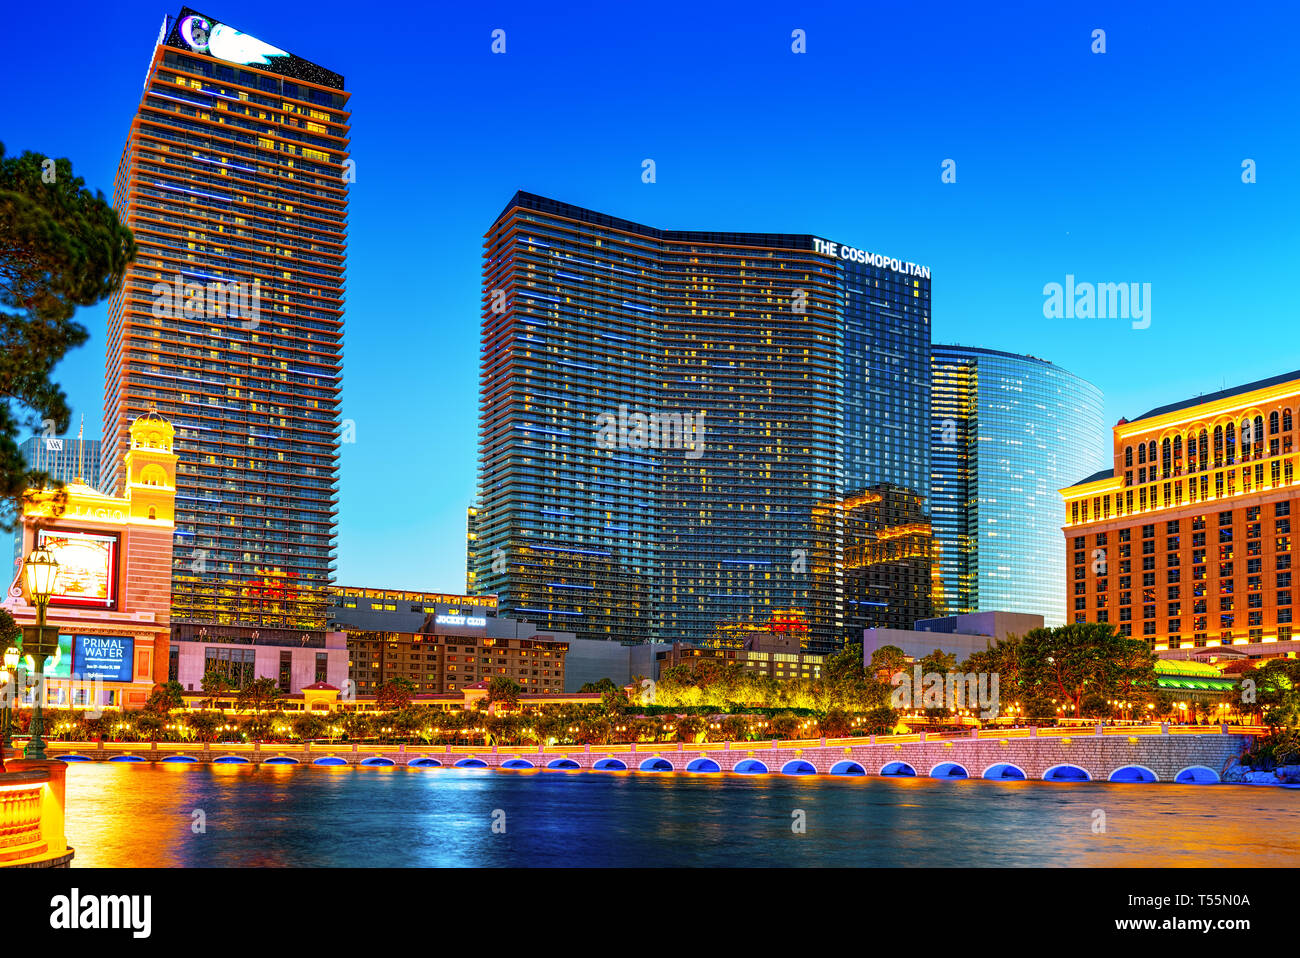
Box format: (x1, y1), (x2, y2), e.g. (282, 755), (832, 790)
(106, 8), (347, 640)
(1062, 369), (1300, 661)
(930, 346), (1106, 624)
(472, 194), (930, 650)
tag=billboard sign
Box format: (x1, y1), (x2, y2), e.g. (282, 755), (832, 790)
(72, 635), (135, 683)
(38, 529), (120, 611)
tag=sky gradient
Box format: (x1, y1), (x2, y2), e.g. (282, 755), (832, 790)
(3, 0), (1297, 593)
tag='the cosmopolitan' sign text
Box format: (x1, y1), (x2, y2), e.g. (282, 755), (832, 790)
(812, 238), (930, 279)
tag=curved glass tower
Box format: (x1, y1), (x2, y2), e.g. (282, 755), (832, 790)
(931, 345), (1106, 624)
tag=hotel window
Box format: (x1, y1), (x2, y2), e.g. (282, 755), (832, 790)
(1280, 591), (1292, 606)
(316, 653), (328, 683)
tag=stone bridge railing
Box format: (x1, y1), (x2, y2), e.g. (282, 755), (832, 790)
(39, 724), (1259, 784)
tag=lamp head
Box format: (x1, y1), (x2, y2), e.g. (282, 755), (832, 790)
(24, 543), (60, 604)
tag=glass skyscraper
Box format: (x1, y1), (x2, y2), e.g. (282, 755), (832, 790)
(105, 8), (347, 637)
(472, 193), (931, 650)
(930, 345), (1106, 624)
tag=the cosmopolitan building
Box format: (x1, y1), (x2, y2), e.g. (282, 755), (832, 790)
(471, 193), (931, 651)
(1061, 369), (1300, 660)
(105, 8), (347, 643)
(931, 346), (1105, 624)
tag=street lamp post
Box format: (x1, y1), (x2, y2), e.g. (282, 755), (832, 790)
(1, 646), (17, 753)
(22, 544), (60, 761)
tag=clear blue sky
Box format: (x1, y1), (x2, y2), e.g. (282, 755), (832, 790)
(3, 0), (1297, 593)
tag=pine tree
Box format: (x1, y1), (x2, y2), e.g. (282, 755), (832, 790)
(0, 143), (135, 527)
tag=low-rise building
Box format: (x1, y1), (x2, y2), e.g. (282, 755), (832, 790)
(863, 611), (1045, 663)
(656, 630), (826, 683)
(4, 412), (177, 711)
(330, 586), (572, 694)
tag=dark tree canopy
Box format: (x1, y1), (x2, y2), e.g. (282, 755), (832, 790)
(0, 144), (135, 529)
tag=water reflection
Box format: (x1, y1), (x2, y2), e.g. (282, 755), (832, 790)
(63, 764), (1300, 868)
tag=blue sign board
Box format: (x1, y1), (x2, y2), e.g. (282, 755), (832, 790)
(72, 635), (135, 682)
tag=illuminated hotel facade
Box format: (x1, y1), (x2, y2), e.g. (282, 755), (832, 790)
(471, 193), (930, 651)
(105, 8), (347, 642)
(836, 484), (936, 634)
(1061, 369), (1300, 660)
(5, 413), (178, 710)
(931, 346), (1105, 624)
(328, 587), (570, 694)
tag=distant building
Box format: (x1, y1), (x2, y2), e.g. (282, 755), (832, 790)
(169, 630), (348, 696)
(863, 611), (1045, 664)
(328, 586), (570, 694)
(345, 624), (569, 695)
(562, 637), (651, 692)
(328, 586), (499, 633)
(10, 434), (102, 566)
(655, 631), (826, 684)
